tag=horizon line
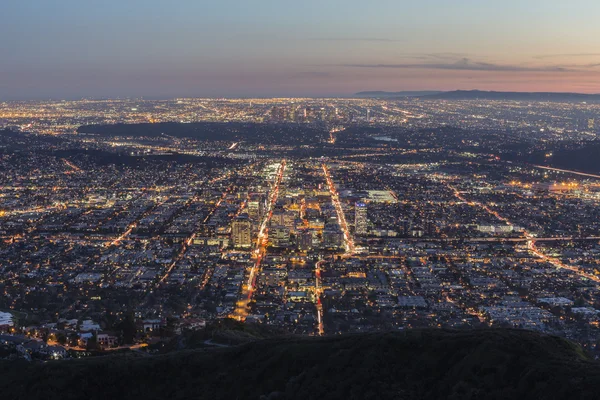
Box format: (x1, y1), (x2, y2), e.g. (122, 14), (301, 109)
(4, 88), (600, 102)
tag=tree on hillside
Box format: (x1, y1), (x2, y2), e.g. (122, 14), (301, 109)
(119, 313), (137, 345)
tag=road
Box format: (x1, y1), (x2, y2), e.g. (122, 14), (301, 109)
(150, 167), (245, 292)
(450, 185), (510, 224)
(62, 159), (82, 173)
(156, 231), (196, 286)
(314, 258), (325, 335)
(375, 236), (600, 243)
(450, 183), (600, 283)
(533, 165), (600, 180)
(158, 182), (237, 287)
(527, 238), (600, 283)
(232, 159), (286, 320)
(322, 163), (355, 255)
(106, 225), (135, 247)
(104, 192), (171, 248)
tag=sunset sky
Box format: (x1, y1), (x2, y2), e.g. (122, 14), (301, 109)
(2, 0), (600, 99)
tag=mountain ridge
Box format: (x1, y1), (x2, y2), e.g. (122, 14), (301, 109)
(355, 89), (600, 102)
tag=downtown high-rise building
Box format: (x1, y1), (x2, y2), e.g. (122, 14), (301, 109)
(271, 209), (297, 231)
(323, 225), (344, 248)
(355, 202), (368, 236)
(269, 225), (291, 248)
(247, 194), (265, 221)
(298, 229), (314, 251)
(231, 214), (252, 248)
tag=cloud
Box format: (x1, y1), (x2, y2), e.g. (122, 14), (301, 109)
(292, 71), (332, 78)
(310, 37), (400, 42)
(422, 53), (470, 60)
(339, 58), (571, 72)
(534, 53), (600, 59)
(399, 53), (470, 61)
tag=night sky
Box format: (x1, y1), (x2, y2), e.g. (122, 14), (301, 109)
(2, 0), (600, 99)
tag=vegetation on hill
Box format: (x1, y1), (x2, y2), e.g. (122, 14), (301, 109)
(77, 122), (328, 145)
(1, 328), (600, 399)
(163, 318), (290, 351)
(519, 142), (600, 174)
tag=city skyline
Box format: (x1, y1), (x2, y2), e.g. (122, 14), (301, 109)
(4, 2), (600, 398)
(4, 96), (600, 356)
(3, 0), (600, 99)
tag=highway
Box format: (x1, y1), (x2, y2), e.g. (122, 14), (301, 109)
(533, 165), (600, 180)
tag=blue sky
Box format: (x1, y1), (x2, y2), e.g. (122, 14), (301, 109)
(2, 0), (600, 98)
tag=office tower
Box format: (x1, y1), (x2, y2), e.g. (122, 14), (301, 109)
(355, 202), (368, 236)
(271, 210), (284, 226)
(270, 106), (286, 122)
(247, 194), (265, 221)
(323, 226), (344, 248)
(269, 225), (291, 248)
(282, 210), (297, 230)
(298, 229), (313, 251)
(231, 214), (252, 248)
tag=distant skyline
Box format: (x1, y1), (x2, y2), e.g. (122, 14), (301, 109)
(2, 0), (600, 99)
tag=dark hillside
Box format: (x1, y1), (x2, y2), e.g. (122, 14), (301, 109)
(77, 122), (328, 145)
(1, 328), (600, 399)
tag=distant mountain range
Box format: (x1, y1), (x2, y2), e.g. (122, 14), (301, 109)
(355, 89), (600, 102)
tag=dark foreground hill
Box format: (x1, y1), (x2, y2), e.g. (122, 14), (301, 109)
(2, 329), (600, 400)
